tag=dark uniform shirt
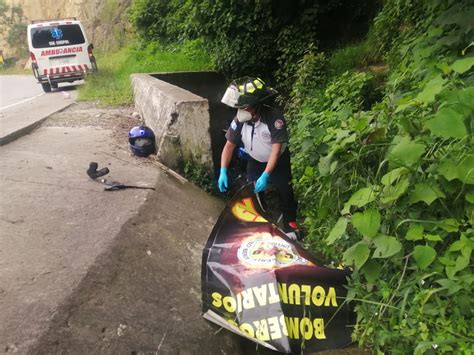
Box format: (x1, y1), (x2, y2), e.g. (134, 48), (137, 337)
(225, 106), (289, 163)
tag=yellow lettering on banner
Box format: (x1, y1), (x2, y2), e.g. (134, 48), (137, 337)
(267, 316), (282, 340)
(300, 318), (313, 340)
(281, 317), (327, 340)
(279, 314), (288, 336)
(288, 284), (301, 305)
(223, 296), (236, 313)
(325, 287), (338, 307)
(252, 284), (267, 307)
(229, 316), (326, 341)
(253, 319), (270, 341)
(301, 285), (311, 305)
(312, 286), (325, 306)
(268, 283), (280, 303)
(278, 282), (288, 303)
(211, 292), (222, 308)
(285, 317), (300, 339)
(241, 288), (255, 309)
(314, 318), (326, 339)
(240, 323), (255, 337)
(231, 197), (267, 222)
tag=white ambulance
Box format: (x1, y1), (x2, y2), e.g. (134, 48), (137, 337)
(27, 18), (97, 93)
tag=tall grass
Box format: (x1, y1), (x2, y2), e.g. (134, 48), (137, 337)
(78, 40), (214, 106)
(328, 40), (381, 76)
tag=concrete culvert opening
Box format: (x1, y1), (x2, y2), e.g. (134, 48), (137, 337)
(132, 71), (236, 179)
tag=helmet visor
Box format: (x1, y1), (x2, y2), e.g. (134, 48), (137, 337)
(221, 85), (244, 108)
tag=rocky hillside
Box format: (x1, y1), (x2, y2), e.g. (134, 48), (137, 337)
(2, 0), (131, 58)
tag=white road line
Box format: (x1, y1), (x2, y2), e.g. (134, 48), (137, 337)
(0, 93), (45, 111)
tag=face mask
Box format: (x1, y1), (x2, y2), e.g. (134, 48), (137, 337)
(236, 109), (252, 122)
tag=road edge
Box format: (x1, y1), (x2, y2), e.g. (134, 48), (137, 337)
(0, 101), (75, 146)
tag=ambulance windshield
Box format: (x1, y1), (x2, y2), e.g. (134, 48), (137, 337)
(31, 24), (85, 49)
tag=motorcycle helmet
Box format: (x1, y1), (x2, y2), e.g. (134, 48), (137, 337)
(128, 125), (155, 157)
(221, 76), (278, 108)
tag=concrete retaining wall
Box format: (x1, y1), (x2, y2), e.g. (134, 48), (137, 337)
(131, 73), (213, 169)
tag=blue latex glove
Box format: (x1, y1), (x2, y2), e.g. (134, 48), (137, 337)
(218, 167), (228, 192)
(254, 172), (270, 193)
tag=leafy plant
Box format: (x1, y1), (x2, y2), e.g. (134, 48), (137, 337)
(131, 0), (379, 83)
(181, 160), (216, 194)
(289, 0), (474, 352)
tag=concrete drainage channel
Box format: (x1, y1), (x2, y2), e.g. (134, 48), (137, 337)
(132, 71), (236, 177)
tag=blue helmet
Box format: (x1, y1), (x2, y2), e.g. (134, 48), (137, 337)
(128, 125), (155, 157)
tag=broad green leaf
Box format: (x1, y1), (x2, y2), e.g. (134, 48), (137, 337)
(326, 217), (348, 245)
(439, 218), (459, 232)
(381, 167), (409, 186)
(406, 224), (424, 241)
(372, 235), (402, 258)
(388, 137), (425, 168)
(361, 259), (382, 284)
(354, 116), (368, 132)
(446, 256), (470, 278)
(456, 156), (474, 184)
(443, 86), (474, 108)
(466, 191), (474, 204)
(413, 245), (436, 270)
(451, 57), (474, 74)
(425, 234), (442, 242)
(336, 129), (350, 141)
(435, 279), (462, 295)
(352, 209), (381, 238)
(381, 177), (410, 204)
(448, 236), (467, 252)
(318, 154), (333, 177)
(343, 187), (377, 212)
(448, 235), (474, 259)
(446, 266), (456, 279)
(439, 256), (456, 266)
(409, 183), (446, 205)
(437, 160), (459, 181)
(436, 62), (452, 75)
(425, 108), (467, 139)
(438, 156), (474, 184)
(416, 75), (446, 103)
(343, 241), (370, 268)
(394, 101), (414, 113)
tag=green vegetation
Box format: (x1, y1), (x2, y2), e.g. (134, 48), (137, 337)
(0, 0), (27, 58)
(130, 0), (378, 91)
(181, 160), (216, 194)
(78, 41), (213, 106)
(289, 1), (473, 352)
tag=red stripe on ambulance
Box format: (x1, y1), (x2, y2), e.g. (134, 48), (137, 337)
(43, 65), (91, 76)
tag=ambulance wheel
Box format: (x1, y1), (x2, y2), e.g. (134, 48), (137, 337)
(51, 83), (58, 89)
(41, 82), (51, 93)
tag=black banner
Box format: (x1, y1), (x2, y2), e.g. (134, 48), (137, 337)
(201, 185), (355, 353)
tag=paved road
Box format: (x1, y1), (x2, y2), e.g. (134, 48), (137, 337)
(0, 105), (161, 352)
(0, 75), (44, 110)
(0, 75), (78, 145)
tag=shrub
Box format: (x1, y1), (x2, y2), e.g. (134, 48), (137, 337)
(290, 1), (474, 352)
